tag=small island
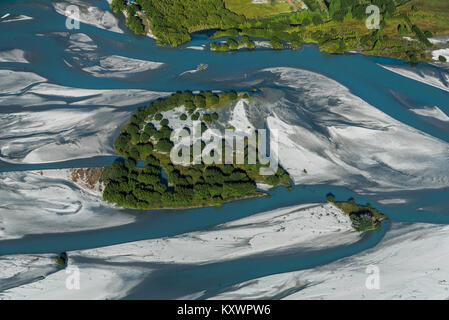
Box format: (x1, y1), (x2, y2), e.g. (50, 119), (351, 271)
(101, 91), (290, 210)
(326, 193), (387, 232)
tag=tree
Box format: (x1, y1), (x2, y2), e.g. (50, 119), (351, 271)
(136, 142), (153, 156)
(270, 37), (283, 50)
(144, 123), (157, 136)
(439, 55), (447, 63)
(137, 173), (160, 185)
(191, 112), (200, 121)
(203, 167), (224, 184)
(110, 0), (125, 13)
(114, 134), (131, 153)
(126, 15), (145, 35)
(145, 155), (160, 167)
(102, 161), (128, 183)
(125, 158), (136, 170)
(326, 193), (336, 202)
(156, 139), (174, 152)
(227, 38), (239, 50)
(194, 95), (206, 109)
(202, 113), (212, 124)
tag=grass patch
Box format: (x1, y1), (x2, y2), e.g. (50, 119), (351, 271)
(224, 0), (294, 18)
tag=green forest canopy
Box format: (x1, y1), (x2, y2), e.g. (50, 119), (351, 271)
(102, 91), (290, 210)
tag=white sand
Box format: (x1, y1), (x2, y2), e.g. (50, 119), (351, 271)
(63, 33), (164, 78)
(432, 48), (449, 62)
(410, 106), (449, 122)
(0, 203), (360, 299)
(0, 49), (28, 63)
(242, 67), (449, 192)
(0, 70), (169, 163)
(52, 1), (123, 34)
(0, 170), (135, 240)
(212, 222), (449, 300)
(228, 99), (255, 134)
(82, 55), (164, 78)
(145, 71), (449, 192)
(377, 198), (407, 205)
(6, 106), (130, 163)
(0, 70), (46, 94)
(0, 253), (122, 300)
(429, 34), (449, 44)
(254, 41), (271, 48)
(0, 15), (33, 23)
(379, 64), (449, 93)
(28, 82), (167, 106)
(186, 46), (205, 51)
(256, 183), (274, 191)
(0, 106), (129, 163)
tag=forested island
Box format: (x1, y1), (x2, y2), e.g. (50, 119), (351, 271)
(326, 194), (387, 232)
(102, 91), (290, 210)
(110, 0), (449, 63)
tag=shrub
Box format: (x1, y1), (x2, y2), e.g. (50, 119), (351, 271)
(326, 193), (336, 202)
(55, 252), (68, 267)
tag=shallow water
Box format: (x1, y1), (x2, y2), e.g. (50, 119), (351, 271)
(1, 0), (449, 298)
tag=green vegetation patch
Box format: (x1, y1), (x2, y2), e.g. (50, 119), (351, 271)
(327, 194), (387, 232)
(102, 91), (289, 210)
(224, 0), (295, 19)
(111, 0), (449, 63)
(129, 0), (244, 46)
(55, 252), (68, 268)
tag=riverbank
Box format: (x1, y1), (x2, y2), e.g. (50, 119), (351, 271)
(0, 170), (137, 240)
(212, 222), (449, 300)
(108, 0), (449, 65)
(0, 202), (362, 299)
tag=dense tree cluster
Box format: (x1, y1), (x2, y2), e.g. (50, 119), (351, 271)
(103, 90), (288, 209)
(124, 3), (146, 35)
(110, 0), (126, 13)
(131, 0), (244, 46)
